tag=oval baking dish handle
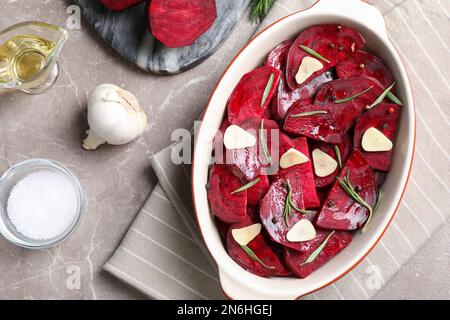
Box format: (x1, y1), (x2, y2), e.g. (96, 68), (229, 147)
(309, 0), (389, 38)
(219, 268), (300, 300)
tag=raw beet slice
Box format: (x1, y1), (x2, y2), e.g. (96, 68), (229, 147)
(265, 40), (334, 121)
(284, 231), (352, 278)
(212, 118), (230, 164)
(148, 0), (217, 48)
(316, 151), (377, 231)
(227, 66), (281, 124)
(354, 103), (400, 171)
(272, 72), (334, 121)
(336, 50), (395, 88)
(313, 133), (352, 188)
(99, 0), (144, 11)
(246, 175), (270, 206)
(315, 76), (385, 108)
(374, 170), (387, 187)
(278, 137), (320, 208)
(214, 217), (229, 245)
(227, 218), (289, 277)
(207, 164), (247, 224)
(286, 24), (365, 90)
(259, 178), (319, 252)
(284, 103), (342, 144)
(227, 118), (279, 182)
(265, 40), (293, 71)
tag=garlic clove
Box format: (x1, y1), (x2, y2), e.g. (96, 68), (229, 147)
(231, 223), (262, 246)
(223, 125), (257, 150)
(312, 148), (338, 177)
(286, 219), (316, 242)
(295, 56), (323, 85)
(83, 84), (147, 150)
(280, 148), (309, 169)
(362, 127), (393, 152)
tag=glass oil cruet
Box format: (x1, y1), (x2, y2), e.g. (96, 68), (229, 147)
(0, 21), (68, 94)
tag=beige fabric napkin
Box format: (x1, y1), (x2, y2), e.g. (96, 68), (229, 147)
(104, 0), (450, 300)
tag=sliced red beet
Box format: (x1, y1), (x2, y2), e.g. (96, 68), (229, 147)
(148, 0), (217, 48)
(272, 72), (334, 121)
(207, 164), (247, 224)
(286, 24), (365, 90)
(284, 103), (342, 144)
(214, 217), (229, 245)
(212, 118), (230, 164)
(265, 40), (334, 121)
(313, 133), (352, 188)
(99, 0), (144, 11)
(227, 66), (281, 124)
(374, 170), (387, 187)
(316, 151), (377, 231)
(336, 50), (395, 88)
(354, 103), (400, 171)
(259, 178), (319, 252)
(227, 118), (279, 182)
(246, 175), (270, 206)
(315, 76), (385, 108)
(227, 218), (289, 277)
(284, 231), (352, 278)
(265, 40), (293, 71)
(278, 137), (320, 208)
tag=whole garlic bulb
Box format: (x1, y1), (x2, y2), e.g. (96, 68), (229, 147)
(82, 84), (147, 150)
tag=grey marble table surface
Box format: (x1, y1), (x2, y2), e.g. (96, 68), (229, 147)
(0, 0), (448, 300)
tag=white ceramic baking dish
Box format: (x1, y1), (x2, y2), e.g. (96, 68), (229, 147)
(192, 0), (415, 300)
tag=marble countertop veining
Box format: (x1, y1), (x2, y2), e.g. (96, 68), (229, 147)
(0, 0), (449, 300)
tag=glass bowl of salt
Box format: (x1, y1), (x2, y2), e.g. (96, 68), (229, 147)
(0, 159), (85, 249)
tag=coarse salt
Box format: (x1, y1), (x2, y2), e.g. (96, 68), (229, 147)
(7, 170), (78, 240)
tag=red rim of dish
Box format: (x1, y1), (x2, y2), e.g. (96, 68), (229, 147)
(191, 0), (417, 300)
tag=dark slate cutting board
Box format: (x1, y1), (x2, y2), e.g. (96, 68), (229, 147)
(75, 0), (250, 74)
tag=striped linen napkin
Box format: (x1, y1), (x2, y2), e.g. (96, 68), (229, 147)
(104, 0), (450, 300)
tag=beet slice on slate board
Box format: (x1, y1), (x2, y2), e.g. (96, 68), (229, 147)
(354, 103), (400, 171)
(247, 175), (270, 206)
(227, 66), (281, 125)
(227, 218), (289, 277)
(284, 103), (342, 144)
(315, 76), (385, 108)
(207, 164), (247, 224)
(286, 24), (365, 91)
(99, 0), (144, 11)
(260, 178), (319, 252)
(313, 133), (352, 188)
(283, 231), (352, 278)
(316, 151), (377, 231)
(227, 118), (279, 182)
(336, 50), (395, 88)
(278, 137), (320, 208)
(148, 0), (217, 48)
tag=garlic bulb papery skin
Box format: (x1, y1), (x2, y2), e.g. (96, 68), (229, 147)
(82, 84), (147, 150)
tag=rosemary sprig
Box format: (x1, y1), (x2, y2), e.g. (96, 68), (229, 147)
(334, 145), (342, 168)
(250, 0), (276, 24)
(368, 82), (398, 109)
(260, 119), (272, 165)
(386, 91), (403, 105)
(240, 244), (275, 269)
(261, 73), (275, 108)
(362, 189), (382, 232)
(230, 178), (261, 195)
(334, 86), (373, 104)
(290, 110), (328, 118)
(299, 45), (330, 64)
(337, 171), (374, 232)
(283, 180), (317, 226)
(300, 231), (335, 266)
